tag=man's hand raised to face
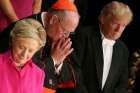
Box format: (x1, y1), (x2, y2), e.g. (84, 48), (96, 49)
(51, 37), (74, 65)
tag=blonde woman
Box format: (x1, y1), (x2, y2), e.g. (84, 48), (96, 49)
(0, 18), (46, 93)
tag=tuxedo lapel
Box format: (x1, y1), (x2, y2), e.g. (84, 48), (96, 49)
(93, 31), (104, 89)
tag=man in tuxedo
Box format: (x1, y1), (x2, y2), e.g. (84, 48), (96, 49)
(71, 1), (133, 93)
(0, 0), (80, 92)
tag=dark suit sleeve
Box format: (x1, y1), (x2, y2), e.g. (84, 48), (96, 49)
(33, 51), (58, 89)
(43, 56), (59, 89)
(58, 61), (74, 82)
(43, 56), (77, 89)
(113, 45), (129, 93)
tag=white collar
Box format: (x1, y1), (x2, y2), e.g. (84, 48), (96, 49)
(41, 12), (47, 28)
(100, 31), (116, 46)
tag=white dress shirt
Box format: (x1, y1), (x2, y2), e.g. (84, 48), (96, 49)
(101, 33), (115, 89)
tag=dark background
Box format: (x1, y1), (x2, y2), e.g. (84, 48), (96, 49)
(41, 0), (140, 53)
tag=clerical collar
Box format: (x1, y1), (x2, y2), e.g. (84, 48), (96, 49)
(41, 12), (47, 28)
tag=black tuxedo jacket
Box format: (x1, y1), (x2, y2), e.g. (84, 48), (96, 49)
(70, 25), (129, 93)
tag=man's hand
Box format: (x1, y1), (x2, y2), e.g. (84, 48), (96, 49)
(51, 38), (73, 65)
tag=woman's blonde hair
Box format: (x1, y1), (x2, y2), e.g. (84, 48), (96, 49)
(10, 18), (46, 48)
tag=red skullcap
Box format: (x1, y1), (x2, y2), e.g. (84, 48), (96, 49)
(51, 0), (78, 12)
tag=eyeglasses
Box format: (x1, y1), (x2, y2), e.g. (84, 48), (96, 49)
(58, 18), (75, 36)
